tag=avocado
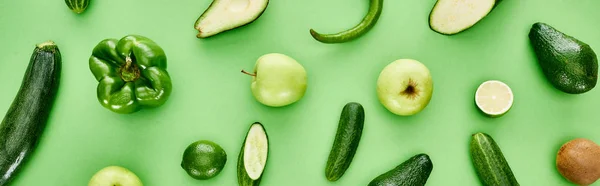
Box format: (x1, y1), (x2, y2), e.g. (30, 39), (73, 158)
(368, 154), (433, 186)
(194, 0), (269, 38)
(529, 22), (598, 94)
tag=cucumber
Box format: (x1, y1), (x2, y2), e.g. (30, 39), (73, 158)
(368, 153), (433, 186)
(65, 0), (90, 14)
(325, 102), (365, 181)
(470, 132), (519, 186)
(237, 122), (269, 186)
(0, 41), (61, 185)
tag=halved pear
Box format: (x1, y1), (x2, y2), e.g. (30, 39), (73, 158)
(429, 0), (499, 35)
(194, 0), (269, 38)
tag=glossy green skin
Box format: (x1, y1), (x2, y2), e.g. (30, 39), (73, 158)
(89, 35), (172, 114)
(64, 0), (90, 14)
(0, 42), (61, 186)
(368, 154), (433, 186)
(309, 0), (383, 43)
(325, 102), (364, 181)
(237, 122), (268, 186)
(470, 133), (519, 186)
(181, 140), (227, 180)
(529, 22), (598, 94)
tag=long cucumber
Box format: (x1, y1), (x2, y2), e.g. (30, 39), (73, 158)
(325, 102), (365, 181)
(470, 132), (519, 186)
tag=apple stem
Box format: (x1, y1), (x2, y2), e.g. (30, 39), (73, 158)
(241, 70), (256, 77)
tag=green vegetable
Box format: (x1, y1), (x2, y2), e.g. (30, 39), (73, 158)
(89, 35), (172, 114)
(181, 140), (228, 180)
(470, 132), (519, 186)
(428, 0), (500, 35)
(194, 0), (269, 38)
(529, 22), (598, 94)
(0, 41), (61, 185)
(237, 122), (269, 186)
(325, 102), (365, 181)
(65, 0), (90, 14)
(309, 0), (383, 43)
(368, 154), (433, 186)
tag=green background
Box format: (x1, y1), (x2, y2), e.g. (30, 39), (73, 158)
(1, 0), (599, 185)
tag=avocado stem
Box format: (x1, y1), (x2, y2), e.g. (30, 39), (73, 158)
(241, 70), (256, 77)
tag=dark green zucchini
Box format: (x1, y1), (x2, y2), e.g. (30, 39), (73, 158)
(470, 132), (519, 186)
(65, 0), (90, 14)
(237, 122), (269, 186)
(368, 153), (433, 186)
(325, 102), (365, 181)
(0, 41), (61, 185)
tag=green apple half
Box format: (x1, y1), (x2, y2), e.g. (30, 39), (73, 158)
(376, 59), (433, 116)
(88, 166), (143, 186)
(242, 53), (307, 107)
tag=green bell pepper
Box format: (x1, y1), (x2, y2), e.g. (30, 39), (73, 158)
(89, 35), (172, 114)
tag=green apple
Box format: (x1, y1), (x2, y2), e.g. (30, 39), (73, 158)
(242, 53), (307, 107)
(88, 166), (143, 186)
(376, 59), (433, 116)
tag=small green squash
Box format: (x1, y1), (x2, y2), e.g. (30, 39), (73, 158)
(65, 0), (90, 14)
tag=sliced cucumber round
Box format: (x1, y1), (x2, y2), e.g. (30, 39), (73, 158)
(237, 122), (269, 186)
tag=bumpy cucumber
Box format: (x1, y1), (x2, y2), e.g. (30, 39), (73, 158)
(65, 0), (90, 14)
(325, 102), (365, 181)
(470, 132), (519, 186)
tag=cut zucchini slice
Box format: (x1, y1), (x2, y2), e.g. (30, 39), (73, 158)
(429, 0), (498, 35)
(237, 122), (269, 186)
(194, 0), (269, 38)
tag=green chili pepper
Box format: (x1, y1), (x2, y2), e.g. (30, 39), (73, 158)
(89, 35), (172, 114)
(310, 0), (383, 43)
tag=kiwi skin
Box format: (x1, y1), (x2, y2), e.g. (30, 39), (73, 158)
(556, 138), (600, 186)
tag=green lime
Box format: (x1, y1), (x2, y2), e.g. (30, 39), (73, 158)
(181, 140), (227, 180)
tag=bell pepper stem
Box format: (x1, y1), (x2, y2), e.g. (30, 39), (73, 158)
(120, 56), (140, 82)
(125, 56), (133, 70)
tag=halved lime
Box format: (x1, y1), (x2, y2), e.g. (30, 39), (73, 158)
(475, 80), (514, 117)
(181, 140), (227, 180)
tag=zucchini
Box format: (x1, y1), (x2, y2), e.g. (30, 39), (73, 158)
(368, 153), (433, 186)
(0, 41), (61, 185)
(65, 0), (90, 14)
(325, 102), (365, 181)
(428, 0), (500, 35)
(237, 122), (269, 186)
(470, 132), (519, 186)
